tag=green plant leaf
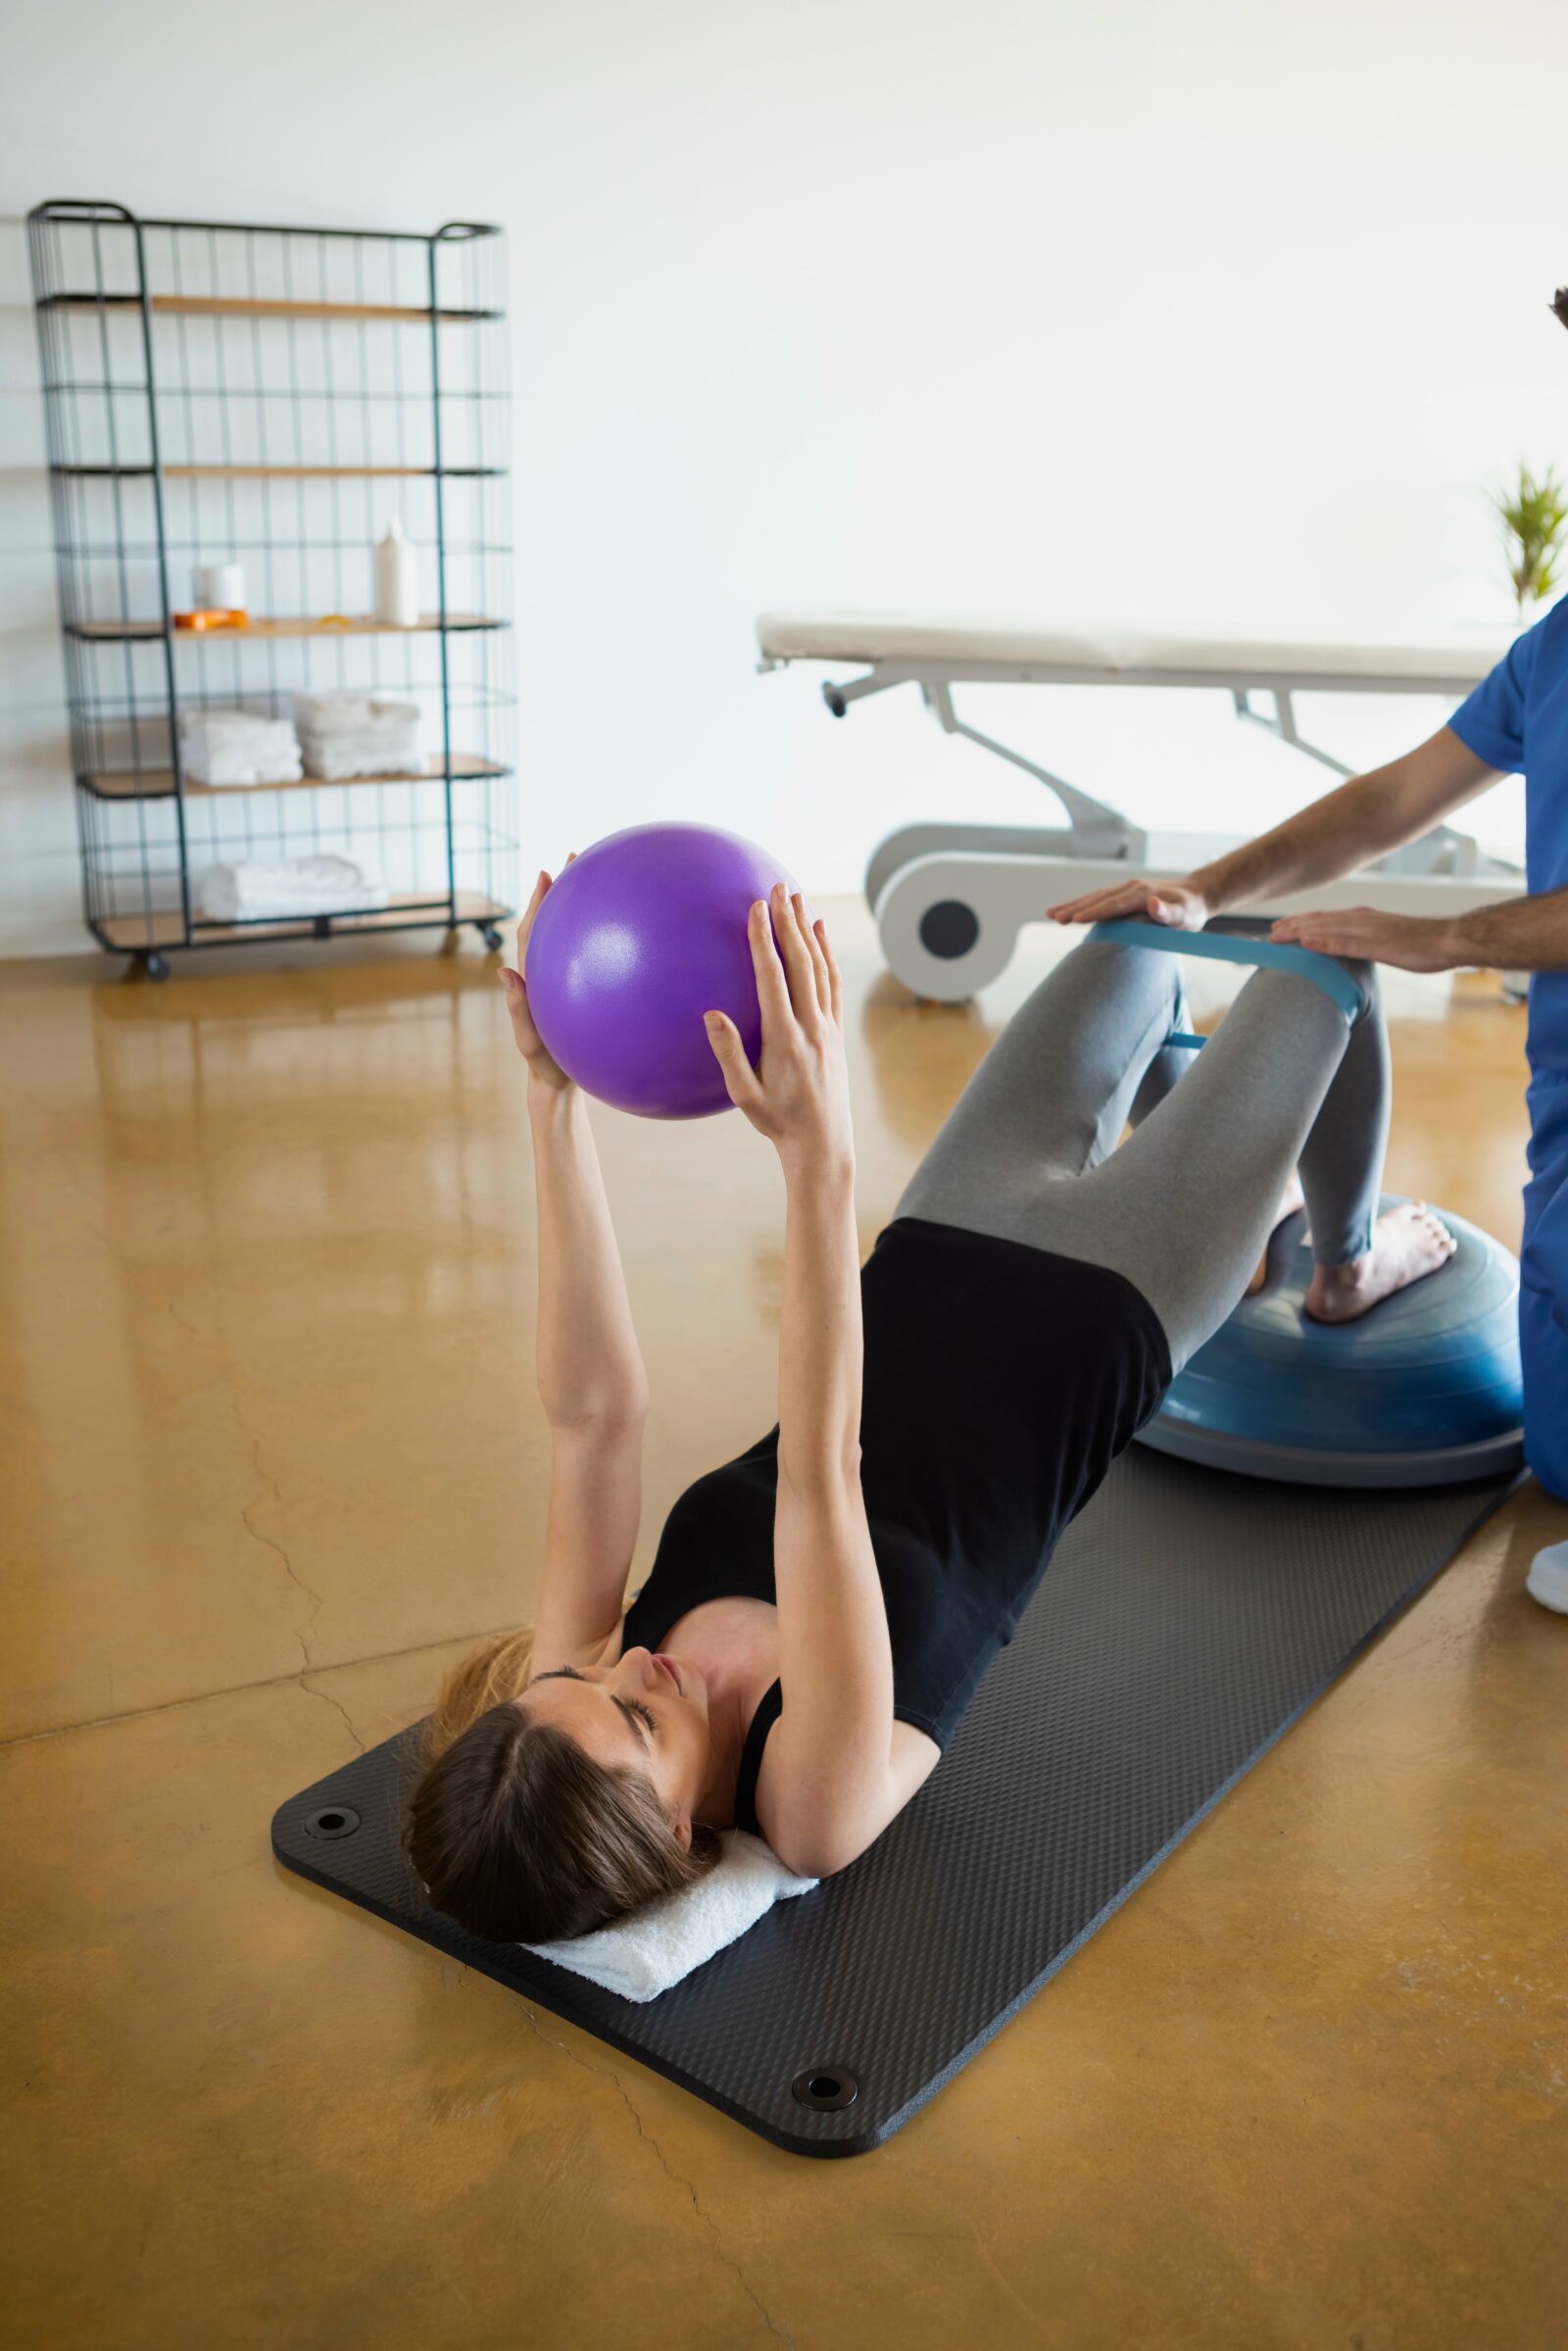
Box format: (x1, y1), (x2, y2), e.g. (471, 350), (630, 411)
(1496, 459), (1567, 604)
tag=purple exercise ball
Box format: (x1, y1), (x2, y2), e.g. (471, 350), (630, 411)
(524, 822), (810, 1119)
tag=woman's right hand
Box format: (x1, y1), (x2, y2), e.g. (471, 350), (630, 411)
(501, 857), (578, 1091)
(705, 881), (854, 1174)
(1044, 877), (1211, 931)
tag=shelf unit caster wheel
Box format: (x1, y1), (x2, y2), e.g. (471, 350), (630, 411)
(478, 922), (504, 952)
(143, 953), (171, 983)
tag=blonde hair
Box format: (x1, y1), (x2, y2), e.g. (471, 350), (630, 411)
(423, 1626), (538, 1761)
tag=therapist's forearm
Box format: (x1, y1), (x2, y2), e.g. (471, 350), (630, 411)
(1440, 886), (1568, 971)
(1189, 728), (1494, 913)
(1190, 761), (1443, 911)
(1274, 885), (1568, 973)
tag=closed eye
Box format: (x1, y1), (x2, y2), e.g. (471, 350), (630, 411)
(532, 1664), (656, 1748)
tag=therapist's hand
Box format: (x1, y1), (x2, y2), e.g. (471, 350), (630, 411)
(1269, 907), (1461, 971)
(1046, 878), (1211, 930)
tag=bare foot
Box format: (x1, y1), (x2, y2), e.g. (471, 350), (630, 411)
(1247, 1170), (1306, 1294)
(1303, 1201), (1457, 1323)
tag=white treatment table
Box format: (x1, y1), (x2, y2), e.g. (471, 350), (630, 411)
(756, 611), (1524, 1001)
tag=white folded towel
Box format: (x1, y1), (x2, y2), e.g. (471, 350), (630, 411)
(292, 692), (419, 734)
(297, 728), (423, 781)
(293, 693), (422, 779)
(187, 750), (306, 787)
(196, 855), (388, 923)
(524, 1832), (818, 2002)
(180, 709), (293, 743)
(178, 709), (302, 788)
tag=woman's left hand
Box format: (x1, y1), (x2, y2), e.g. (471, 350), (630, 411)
(501, 856), (577, 1089)
(705, 882), (855, 1174)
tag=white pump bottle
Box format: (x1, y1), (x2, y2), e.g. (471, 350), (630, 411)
(373, 519), (419, 628)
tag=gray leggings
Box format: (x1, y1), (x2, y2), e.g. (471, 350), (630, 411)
(894, 934), (1390, 1373)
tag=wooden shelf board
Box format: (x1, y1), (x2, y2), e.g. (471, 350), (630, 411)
(83, 757), (509, 800)
(165, 465), (497, 479)
(55, 465), (497, 479)
(68, 613), (504, 641)
(98, 891), (509, 953)
(46, 295), (496, 324)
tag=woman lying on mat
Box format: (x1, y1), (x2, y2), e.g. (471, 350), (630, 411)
(405, 875), (1455, 1942)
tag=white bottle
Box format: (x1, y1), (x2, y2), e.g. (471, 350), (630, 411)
(193, 561), (246, 612)
(373, 519), (419, 628)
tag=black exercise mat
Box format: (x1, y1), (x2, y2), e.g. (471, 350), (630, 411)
(271, 1448), (1515, 2155)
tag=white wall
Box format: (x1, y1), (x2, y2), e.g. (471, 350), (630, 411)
(2, 0), (1564, 959)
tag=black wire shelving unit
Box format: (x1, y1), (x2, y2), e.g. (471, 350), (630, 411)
(27, 202), (515, 979)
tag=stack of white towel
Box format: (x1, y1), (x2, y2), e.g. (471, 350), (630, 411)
(196, 854), (389, 924)
(293, 692), (422, 781)
(178, 709), (302, 789)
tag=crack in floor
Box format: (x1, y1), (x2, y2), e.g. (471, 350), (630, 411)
(164, 1298), (328, 1671)
(238, 1435), (326, 1672)
(513, 2000), (794, 2345)
(298, 1676), (366, 1753)
(957, 2223), (1052, 2343)
(2, 1619), (519, 1750)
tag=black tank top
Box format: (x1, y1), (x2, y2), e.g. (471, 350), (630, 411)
(620, 1215), (1170, 1836)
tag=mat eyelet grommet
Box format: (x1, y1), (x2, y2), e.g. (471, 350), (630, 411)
(790, 2066), (858, 2111)
(304, 1805), (361, 1841)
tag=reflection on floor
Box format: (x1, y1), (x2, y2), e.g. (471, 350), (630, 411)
(2, 911), (1563, 2350)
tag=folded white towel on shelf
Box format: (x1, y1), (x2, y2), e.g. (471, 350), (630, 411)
(297, 729), (424, 781)
(180, 709), (293, 743)
(523, 1832), (818, 2003)
(293, 693), (423, 779)
(293, 686), (422, 780)
(177, 709), (302, 788)
(196, 855), (388, 924)
(184, 748), (306, 787)
(292, 692), (420, 734)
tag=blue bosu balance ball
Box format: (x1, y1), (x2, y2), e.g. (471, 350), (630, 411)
(1137, 1196), (1524, 1488)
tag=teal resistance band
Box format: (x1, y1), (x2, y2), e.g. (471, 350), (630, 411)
(1087, 917), (1368, 1033)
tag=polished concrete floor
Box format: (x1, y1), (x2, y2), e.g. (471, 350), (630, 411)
(2, 907), (1564, 2351)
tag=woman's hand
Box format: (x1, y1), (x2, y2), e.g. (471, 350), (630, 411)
(501, 856), (577, 1091)
(705, 881), (854, 1174)
(1045, 876), (1211, 930)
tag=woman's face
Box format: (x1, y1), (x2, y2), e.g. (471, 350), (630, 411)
(522, 1646), (710, 1845)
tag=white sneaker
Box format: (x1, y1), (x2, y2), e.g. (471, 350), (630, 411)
(1526, 1539), (1568, 1614)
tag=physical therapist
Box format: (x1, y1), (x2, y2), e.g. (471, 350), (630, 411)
(1050, 585), (1568, 1614)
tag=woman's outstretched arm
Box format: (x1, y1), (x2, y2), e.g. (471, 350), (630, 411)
(527, 1075), (650, 1427)
(502, 875), (648, 1667)
(706, 886), (899, 1874)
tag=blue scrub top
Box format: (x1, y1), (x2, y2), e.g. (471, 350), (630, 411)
(1447, 597), (1568, 1075)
